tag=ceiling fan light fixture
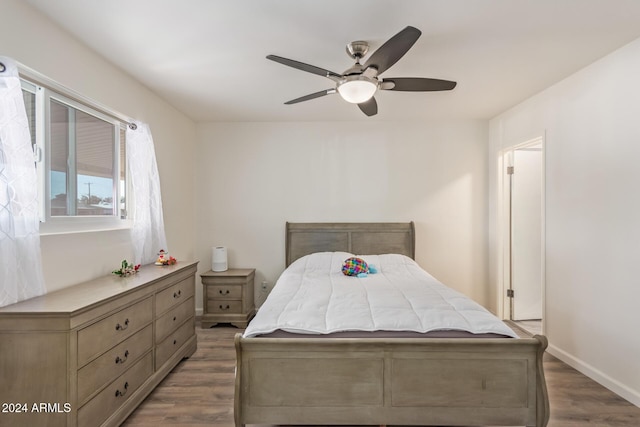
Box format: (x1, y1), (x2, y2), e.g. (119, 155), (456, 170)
(337, 76), (377, 104)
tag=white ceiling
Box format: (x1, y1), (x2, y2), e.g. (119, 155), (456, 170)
(26, 0), (640, 122)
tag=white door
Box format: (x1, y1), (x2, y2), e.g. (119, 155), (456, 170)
(510, 146), (542, 320)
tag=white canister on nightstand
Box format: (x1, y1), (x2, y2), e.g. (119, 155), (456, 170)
(212, 246), (228, 272)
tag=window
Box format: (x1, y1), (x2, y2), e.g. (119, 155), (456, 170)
(20, 75), (130, 234)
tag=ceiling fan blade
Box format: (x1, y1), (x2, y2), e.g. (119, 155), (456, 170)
(381, 77), (457, 91)
(358, 97), (378, 116)
(363, 26), (421, 75)
(284, 89), (335, 105)
(267, 55), (342, 80)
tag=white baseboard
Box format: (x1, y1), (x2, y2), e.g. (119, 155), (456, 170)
(547, 343), (640, 407)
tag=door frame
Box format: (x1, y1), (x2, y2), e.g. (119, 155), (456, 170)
(498, 136), (546, 330)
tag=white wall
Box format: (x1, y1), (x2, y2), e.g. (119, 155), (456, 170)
(2, 0), (197, 291)
(489, 37), (640, 405)
(195, 120), (491, 310)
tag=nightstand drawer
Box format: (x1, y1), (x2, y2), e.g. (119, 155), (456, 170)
(156, 277), (195, 315)
(155, 296), (194, 342)
(78, 351), (153, 427)
(208, 299), (243, 314)
(209, 284), (243, 299)
(77, 324), (153, 404)
(156, 316), (195, 368)
(78, 297), (153, 367)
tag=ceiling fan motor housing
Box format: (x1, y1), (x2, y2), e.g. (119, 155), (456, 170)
(346, 40), (369, 60)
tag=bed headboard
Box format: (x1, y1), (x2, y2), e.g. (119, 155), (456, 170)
(285, 222), (415, 266)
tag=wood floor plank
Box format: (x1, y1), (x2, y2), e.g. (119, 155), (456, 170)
(122, 320), (640, 426)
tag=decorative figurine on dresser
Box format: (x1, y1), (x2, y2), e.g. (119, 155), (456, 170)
(200, 268), (256, 328)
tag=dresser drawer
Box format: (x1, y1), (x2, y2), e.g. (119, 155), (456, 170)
(78, 351), (153, 427)
(209, 284), (243, 299)
(207, 299), (243, 314)
(155, 296), (194, 342)
(155, 277), (194, 315)
(78, 297), (153, 367)
(156, 316), (195, 369)
(77, 324), (153, 404)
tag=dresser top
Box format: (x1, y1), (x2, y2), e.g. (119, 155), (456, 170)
(0, 261), (198, 315)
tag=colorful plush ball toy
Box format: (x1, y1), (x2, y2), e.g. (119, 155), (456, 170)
(342, 257), (369, 277)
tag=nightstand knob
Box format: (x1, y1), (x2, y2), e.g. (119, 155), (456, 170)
(219, 304), (230, 311)
(219, 289), (230, 295)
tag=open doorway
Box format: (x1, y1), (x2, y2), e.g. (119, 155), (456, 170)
(502, 138), (544, 336)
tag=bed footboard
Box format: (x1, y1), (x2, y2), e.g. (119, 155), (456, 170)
(234, 334), (549, 427)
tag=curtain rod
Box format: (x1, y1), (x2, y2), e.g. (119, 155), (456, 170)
(5, 60), (138, 130)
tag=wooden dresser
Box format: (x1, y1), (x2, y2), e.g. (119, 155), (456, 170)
(200, 268), (255, 328)
(0, 261), (198, 427)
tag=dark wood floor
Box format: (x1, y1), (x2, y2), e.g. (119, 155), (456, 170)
(122, 321), (640, 427)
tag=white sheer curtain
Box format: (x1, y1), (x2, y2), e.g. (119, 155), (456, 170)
(0, 57), (46, 307)
(126, 121), (168, 265)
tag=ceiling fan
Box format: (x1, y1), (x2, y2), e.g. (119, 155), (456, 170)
(267, 26), (457, 117)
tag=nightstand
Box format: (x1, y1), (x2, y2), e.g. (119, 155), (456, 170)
(200, 268), (256, 328)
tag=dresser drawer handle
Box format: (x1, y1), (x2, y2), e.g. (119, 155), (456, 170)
(115, 381), (129, 398)
(115, 350), (130, 364)
(173, 290), (182, 299)
(173, 316), (177, 322)
(219, 289), (230, 295)
(115, 319), (130, 331)
(219, 304), (230, 311)
(173, 339), (177, 345)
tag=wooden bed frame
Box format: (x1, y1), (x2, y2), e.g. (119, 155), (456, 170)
(234, 222), (549, 427)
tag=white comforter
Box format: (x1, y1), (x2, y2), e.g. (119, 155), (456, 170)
(244, 252), (517, 338)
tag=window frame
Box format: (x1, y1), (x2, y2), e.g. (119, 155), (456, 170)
(19, 69), (133, 235)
